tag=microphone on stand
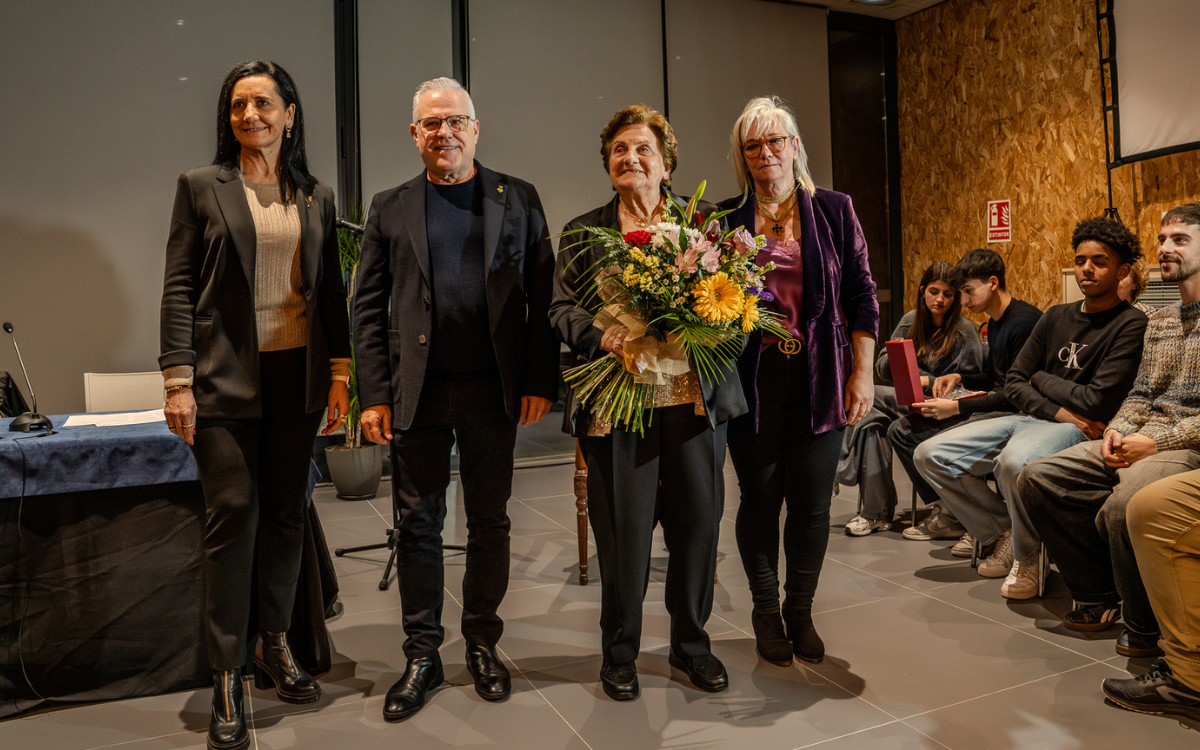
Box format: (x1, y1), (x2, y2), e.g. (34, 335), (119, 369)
(335, 217), (364, 236)
(3, 322), (54, 432)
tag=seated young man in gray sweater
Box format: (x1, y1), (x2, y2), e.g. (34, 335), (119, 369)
(912, 216), (1147, 599)
(1021, 204), (1200, 658)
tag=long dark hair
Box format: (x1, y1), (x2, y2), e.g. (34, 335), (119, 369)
(910, 261), (962, 363)
(213, 60), (309, 202)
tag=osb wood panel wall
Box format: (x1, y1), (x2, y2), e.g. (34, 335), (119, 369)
(896, 0), (1200, 315)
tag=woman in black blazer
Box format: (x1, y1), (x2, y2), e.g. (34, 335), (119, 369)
(159, 60), (350, 750)
(550, 104), (746, 702)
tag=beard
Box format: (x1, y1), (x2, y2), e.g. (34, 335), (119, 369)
(1160, 253), (1200, 282)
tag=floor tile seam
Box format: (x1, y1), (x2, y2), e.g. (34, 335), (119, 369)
(788, 718), (908, 750)
(82, 724), (200, 748)
(891, 720), (957, 750)
(914, 587), (1114, 663)
(499, 645), (597, 750)
(819, 554), (963, 597)
(511, 499), (574, 533)
(897, 660), (1101, 722)
(789, 660), (906, 721)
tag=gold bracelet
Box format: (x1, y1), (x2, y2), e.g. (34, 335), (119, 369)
(165, 384), (191, 393)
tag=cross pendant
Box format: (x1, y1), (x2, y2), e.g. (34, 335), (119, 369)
(772, 222), (782, 235)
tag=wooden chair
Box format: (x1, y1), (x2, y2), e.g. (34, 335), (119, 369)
(573, 442), (589, 585)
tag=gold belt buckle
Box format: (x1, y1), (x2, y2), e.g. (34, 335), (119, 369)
(778, 338), (803, 358)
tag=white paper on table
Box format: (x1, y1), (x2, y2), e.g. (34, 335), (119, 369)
(64, 409), (166, 427)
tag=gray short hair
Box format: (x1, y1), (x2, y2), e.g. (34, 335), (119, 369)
(729, 95), (815, 198)
(412, 77), (475, 122)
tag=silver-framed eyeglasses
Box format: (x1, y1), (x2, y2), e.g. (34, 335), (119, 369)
(416, 115), (475, 133)
(742, 136), (790, 157)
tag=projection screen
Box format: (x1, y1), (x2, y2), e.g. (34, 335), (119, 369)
(1111, 0), (1200, 161)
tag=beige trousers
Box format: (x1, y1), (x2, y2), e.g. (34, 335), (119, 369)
(1127, 469), (1200, 691)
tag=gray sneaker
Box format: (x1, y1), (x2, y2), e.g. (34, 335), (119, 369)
(978, 529), (1014, 578)
(902, 507), (966, 541)
(950, 532), (976, 558)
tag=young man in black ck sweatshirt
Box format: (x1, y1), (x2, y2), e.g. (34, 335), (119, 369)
(912, 218), (1147, 597)
(892, 249), (1043, 549)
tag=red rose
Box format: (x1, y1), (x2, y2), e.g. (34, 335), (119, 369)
(624, 230), (653, 247)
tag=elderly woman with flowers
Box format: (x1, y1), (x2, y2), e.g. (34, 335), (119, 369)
(719, 96), (879, 668)
(550, 104), (750, 702)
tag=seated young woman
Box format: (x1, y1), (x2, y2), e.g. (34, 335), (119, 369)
(837, 261), (983, 536)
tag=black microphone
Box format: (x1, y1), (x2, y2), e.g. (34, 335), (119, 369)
(335, 217), (364, 236)
(3, 322), (54, 432)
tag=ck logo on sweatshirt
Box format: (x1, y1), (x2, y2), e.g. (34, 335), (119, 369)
(1059, 342), (1089, 369)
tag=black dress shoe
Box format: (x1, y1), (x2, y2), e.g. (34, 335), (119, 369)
(253, 631), (322, 704)
(668, 651), (728, 693)
(786, 611), (825, 664)
(751, 611), (793, 667)
(599, 660), (639, 701)
(383, 655), (444, 722)
(466, 644), (511, 701)
(1116, 628), (1164, 658)
(208, 669), (249, 750)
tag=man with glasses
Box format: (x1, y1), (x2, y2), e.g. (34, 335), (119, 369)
(354, 77), (559, 721)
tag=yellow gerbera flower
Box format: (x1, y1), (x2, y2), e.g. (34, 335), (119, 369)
(741, 295), (760, 332)
(692, 272), (744, 323)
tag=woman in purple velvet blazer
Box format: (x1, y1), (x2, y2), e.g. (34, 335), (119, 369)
(718, 96), (879, 667)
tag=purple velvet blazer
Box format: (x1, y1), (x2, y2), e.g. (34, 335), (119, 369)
(718, 187), (879, 435)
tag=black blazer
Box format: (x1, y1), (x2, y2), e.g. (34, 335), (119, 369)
(159, 163), (351, 419)
(353, 163), (559, 431)
(549, 193), (748, 437)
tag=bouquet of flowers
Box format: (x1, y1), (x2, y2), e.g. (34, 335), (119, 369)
(561, 182), (791, 434)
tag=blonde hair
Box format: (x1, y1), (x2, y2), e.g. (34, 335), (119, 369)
(730, 95), (815, 199)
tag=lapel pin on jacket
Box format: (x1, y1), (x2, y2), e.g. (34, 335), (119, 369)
(307, 194), (313, 209)
(497, 185), (504, 194)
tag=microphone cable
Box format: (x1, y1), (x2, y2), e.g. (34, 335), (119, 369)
(5, 431), (57, 708)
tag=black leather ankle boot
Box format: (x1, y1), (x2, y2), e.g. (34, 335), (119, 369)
(785, 610), (825, 664)
(751, 610), (793, 666)
(253, 631), (322, 704)
(208, 669), (249, 750)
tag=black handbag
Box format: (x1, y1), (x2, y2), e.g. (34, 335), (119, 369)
(0, 371), (30, 417)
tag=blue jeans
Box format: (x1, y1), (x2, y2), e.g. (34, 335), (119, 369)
(913, 414), (1086, 560)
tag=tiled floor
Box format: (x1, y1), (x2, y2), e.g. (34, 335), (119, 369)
(5, 456), (1200, 749)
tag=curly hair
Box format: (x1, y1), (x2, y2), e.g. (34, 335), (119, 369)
(1071, 216), (1140, 265)
(599, 104), (677, 188)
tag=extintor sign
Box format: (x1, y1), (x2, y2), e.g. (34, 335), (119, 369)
(987, 199), (1012, 243)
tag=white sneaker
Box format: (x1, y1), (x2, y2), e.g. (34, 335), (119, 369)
(950, 532), (976, 558)
(1001, 551), (1042, 599)
(977, 529), (1014, 578)
(845, 515), (891, 537)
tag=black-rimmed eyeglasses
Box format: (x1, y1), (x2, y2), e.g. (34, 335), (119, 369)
(742, 136), (790, 157)
(415, 115), (475, 133)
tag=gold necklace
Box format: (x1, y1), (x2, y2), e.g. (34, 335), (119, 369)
(757, 194), (797, 236)
(619, 197), (663, 229)
(755, 183), (798, 206)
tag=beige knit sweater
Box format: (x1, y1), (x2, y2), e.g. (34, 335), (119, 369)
(163, 178), (349, 389)
(1107, 299), (1200, 452)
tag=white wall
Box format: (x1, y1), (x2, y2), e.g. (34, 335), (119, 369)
(0, 0), (830, 415)
(0, 0), (337, 414)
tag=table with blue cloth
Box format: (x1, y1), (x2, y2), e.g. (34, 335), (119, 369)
(0, 415), (337, 717)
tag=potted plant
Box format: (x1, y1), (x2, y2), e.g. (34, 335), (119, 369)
(325, 208), (384, 500)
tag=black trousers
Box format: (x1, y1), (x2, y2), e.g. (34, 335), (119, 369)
(390, 375), (518, 659)
(192, 347), (322, 671)
(580, 405), (726, 664)
(729, 348), (844, 616)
